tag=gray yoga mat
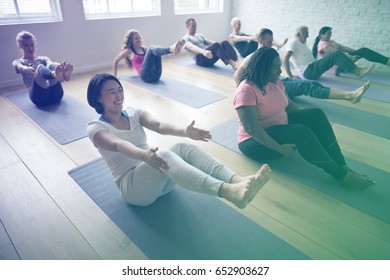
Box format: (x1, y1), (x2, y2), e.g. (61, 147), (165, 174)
(210, 118), (390, 223)
(319, 75), (390, 103)
(292, 97), (390, 139)
(174, 58), (235, 77)
(68, 158), (309, 260)
(6, 92), (98, 145)
(326, 69), (390, 86)
(119, 75), (226, 108)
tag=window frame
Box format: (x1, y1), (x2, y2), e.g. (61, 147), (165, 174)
(173, 0), (223, 15)
(82, 0), (161, 21)
(0, 0), (63, 26)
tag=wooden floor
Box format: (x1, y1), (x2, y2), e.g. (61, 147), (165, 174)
(0, 55), (389, 260)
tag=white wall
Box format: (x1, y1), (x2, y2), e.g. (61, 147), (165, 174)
(231, 0), (390, 71)
(0, 0), (232, 88)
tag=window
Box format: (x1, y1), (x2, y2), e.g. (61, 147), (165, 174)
(82, 0), (161, 20)
(173, 0), (223, 15)
(0, 0), (62, 25)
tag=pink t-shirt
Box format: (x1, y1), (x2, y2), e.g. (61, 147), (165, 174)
(317, 40), (340, 58)
(233, 79), (288, 143)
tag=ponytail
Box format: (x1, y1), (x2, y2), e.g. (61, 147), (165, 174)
(312, 36), (321, 58)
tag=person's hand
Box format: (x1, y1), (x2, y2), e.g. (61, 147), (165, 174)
(144, 147), (169, 171)
(23, 66), (35, 75)
(280, 144), (297, 156)
(186, 120), (212, 141)
(203, 50), (213, 59)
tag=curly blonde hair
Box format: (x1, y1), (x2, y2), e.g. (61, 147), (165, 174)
(122, 29), (141, 69)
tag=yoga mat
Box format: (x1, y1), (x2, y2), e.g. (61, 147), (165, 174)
(211, 118), (390, 223)
(174, 57), (235, 77)
(6, 92), (98, 145)
(327, 69), (390, 86)
(292, 97), (390, 139)
(319, 75), (390, 103)
(68, 158), (309, 260)
(119, 75), (226, 108)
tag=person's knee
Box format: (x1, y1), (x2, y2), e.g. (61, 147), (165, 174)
(310, 107), (327, 119)
(169, 142), (195, 155)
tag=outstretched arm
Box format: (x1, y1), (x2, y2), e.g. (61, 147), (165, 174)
(184, 41), (213, 59)
(140, 111), (211, 141)
(92, 128), (169, 171)
(273, 38), (288, 49)
(230, 33), (257, 43)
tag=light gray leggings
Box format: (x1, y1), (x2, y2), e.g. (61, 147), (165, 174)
(118, 142), (235, 206)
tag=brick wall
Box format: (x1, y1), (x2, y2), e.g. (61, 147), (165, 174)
(231, 0), (390, 72)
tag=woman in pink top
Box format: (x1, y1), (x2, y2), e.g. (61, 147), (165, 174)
(112, 29), (185, 83)
(312, 26), (390, 68)
(234, 47), (375, 190)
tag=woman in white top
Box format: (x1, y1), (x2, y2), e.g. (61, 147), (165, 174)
(86, 73), (271, 208)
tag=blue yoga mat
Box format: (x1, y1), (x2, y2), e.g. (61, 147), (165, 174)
(319, 75), (390, 103)
(119, 75), (226, 108)
(211, 118), (390, 223)
(292, 97), (390, 139)
(174, 58), (235, 77)
(68, 158), (309, 260)
(327, 69), (390, 86)
(6, 92), (98, 145)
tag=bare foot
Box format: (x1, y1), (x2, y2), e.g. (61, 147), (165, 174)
(219, 164), (271, 209)
(339, 170), (375, 190)
(356, 64), (375, 79)
(54, 64), (65, 82)
(63, 63), (73, 81)
(170, 39), (185, 55)
(350, 81), (371, 104)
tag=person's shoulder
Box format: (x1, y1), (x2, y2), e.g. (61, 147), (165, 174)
(124, 106), (145, 118)
(12, 57), (24, 64)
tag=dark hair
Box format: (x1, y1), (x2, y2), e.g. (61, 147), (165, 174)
(240, 47), (279, 92)
(87, 73), (123, 114)
(258, 28), (273, 40)
(312, 26), (332, 58)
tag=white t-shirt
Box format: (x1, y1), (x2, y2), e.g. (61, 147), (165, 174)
(286, 39), (315, 73)
(87, 107), (149, 181)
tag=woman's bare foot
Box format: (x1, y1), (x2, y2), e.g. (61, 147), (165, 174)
(170, 39), (185, 55)
(219, 164), (271, 209)
(339, 170), (375, 190)
(63, 63), (73, 81)
(356, 64), (375, 79)
(350, 81), (371, 104)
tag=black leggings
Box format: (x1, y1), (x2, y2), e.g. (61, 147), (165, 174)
(238, 108), (347, 180)
(350, 47), (389, 65)
(195, 40), (238, 67)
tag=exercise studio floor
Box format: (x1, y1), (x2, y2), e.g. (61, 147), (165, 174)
(1, 55), (389, 260)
